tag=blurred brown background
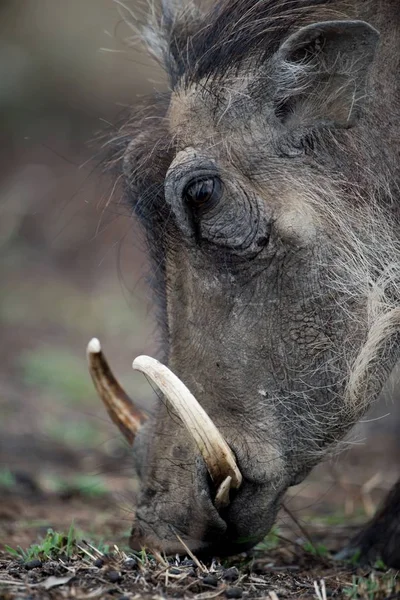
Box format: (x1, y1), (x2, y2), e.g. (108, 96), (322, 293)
(0, 0), (163, 480)
(0, 0), (399, 551)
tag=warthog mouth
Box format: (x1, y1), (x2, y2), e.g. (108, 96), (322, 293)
(87, 338), (243, 512)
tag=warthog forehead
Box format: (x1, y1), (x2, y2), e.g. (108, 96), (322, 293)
(169, 78), (262, 145)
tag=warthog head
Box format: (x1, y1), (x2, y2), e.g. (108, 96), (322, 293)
(88, 1), (400, 556)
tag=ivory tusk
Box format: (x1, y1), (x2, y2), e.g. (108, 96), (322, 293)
(87, 338), (147, 445)
(215, 476), (232, 509)
(132, 355), (242, 496)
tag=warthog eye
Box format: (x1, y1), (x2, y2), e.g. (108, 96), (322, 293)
(183, 177), (222, 210)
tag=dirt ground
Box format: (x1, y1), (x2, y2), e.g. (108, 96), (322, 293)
(1, 431), (400, 599)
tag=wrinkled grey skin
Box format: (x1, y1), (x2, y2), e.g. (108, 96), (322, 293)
(115, 0), (400, 558)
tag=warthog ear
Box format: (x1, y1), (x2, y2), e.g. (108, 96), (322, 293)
(274, 20), (379, 128)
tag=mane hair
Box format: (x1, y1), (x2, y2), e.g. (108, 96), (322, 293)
(142, 0), (345, 87)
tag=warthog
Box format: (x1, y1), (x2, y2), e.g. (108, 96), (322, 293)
(88, 0), (400, 565)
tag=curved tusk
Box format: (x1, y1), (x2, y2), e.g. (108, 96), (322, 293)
(215, 476), (232, 509)
(132, 356), (243, 496)
(87, 338), (147, 445)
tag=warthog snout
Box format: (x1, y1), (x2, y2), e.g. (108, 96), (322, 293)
(87, 339), (272, 554)
(128, 462), (283, 556)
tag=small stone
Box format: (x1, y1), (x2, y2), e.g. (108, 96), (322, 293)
(187, 569), (196, 578)
(225, 587), (243, 598)
(202, 574), (218, 587)
(107, 570), (122, 583)
(223, 567), (239, 582)
(24, 559), (42, 570)
(123, 557), (137, 570)
(118, 596), (130, 600)
(181, 559), (196, 567)
(93, 558), (104, 568)
(169, 567), (181, 575)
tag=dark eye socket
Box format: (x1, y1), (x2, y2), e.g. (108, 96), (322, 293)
(183, 177), (222, 209)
